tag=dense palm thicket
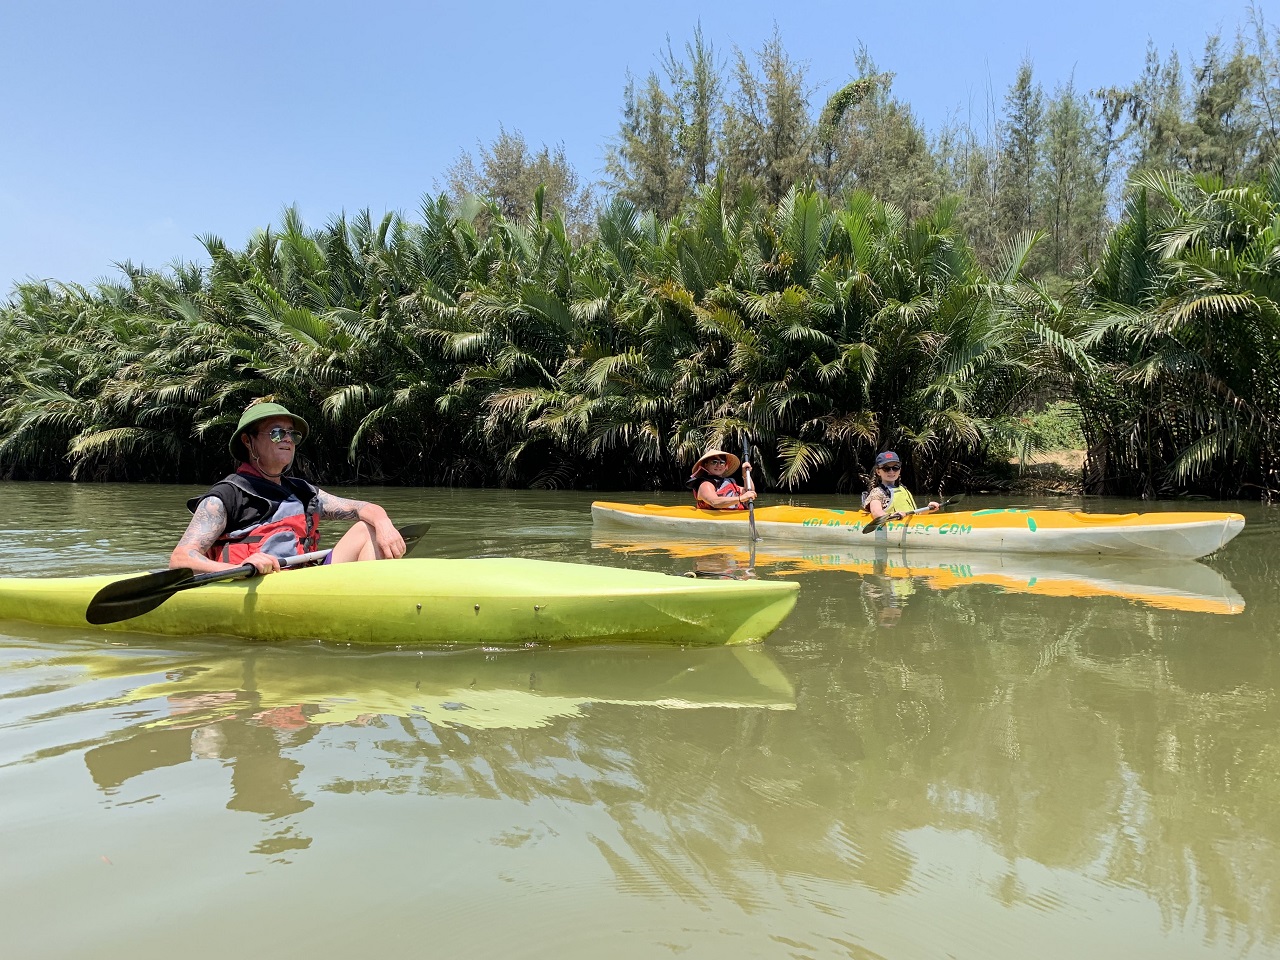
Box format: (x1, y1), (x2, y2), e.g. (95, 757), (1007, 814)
(4, 21), (1280, 499)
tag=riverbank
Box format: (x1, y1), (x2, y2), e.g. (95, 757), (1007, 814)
(995, 449), (1086, 497)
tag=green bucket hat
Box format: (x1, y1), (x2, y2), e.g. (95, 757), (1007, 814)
(229, 401), (310, 461)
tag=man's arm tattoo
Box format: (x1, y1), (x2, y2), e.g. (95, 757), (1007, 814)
(316, 492), (368, 521)
(174, 498), (228, 560)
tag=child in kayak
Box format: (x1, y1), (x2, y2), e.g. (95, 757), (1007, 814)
(169, 399), (405, 576)
(688, 448), (757, 510)
(864, 450), (940, 520)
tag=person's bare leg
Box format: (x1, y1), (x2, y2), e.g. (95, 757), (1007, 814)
(328, 523), (381, 563)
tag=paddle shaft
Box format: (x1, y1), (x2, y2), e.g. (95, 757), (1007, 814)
(861, 495), (964, 535)
(168, 519), (433, 586)
(741, 435), (759, 542)
(209, 548), (328, 582)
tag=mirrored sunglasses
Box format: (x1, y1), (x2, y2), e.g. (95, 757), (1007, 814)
(706, 457), (728, 465)
(263, 426), (304, 444)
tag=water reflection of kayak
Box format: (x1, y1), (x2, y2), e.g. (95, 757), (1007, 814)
(62, 644), (797, 732)
(593, 538), (1246, 615)
(592, 502), (1245, 559)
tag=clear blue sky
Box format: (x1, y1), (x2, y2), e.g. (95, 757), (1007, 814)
(1, 0), (1271, 289)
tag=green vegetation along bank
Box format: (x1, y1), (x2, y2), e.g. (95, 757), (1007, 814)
(2, 166), (1277, 500)
(5, 20), (1280, 500)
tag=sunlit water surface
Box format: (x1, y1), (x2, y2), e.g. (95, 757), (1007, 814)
(1, 482), (1276, 959)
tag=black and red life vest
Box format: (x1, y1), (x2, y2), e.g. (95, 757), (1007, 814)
(187, 467), (321, 564)
(689, 474), (747, 510)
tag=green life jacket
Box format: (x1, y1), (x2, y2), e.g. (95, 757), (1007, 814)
(890, 485), (918, 513)
(864, 482), (917, 515)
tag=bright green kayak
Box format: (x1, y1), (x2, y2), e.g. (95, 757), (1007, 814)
(0, 558), (800, 647)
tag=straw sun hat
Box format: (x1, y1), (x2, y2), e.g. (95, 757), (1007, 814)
(692, 448), (741, 475)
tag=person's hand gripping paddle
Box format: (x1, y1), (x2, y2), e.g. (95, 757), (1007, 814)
(861, 496), (965, 535)
(86, 521), (432, 624)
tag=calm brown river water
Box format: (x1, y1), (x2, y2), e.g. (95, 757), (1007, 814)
(1, 483), (1276, 959)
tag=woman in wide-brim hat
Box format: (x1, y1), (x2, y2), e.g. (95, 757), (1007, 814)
(688, 448), (757, 511)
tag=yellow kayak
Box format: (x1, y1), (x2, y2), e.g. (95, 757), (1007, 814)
(0, 557), (800, 647)
(591, 502), (1245, 559)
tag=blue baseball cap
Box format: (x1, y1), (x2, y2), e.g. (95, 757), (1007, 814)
(874, 451), (901, 468)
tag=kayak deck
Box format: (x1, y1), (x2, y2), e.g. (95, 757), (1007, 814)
(0, 558), (800, 647)
(592, 502), (1245, 559)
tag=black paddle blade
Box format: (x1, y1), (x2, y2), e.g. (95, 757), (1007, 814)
(86, 563), (255, 625)
(398, 521), (431, 555)
(860, 514), (893, 535)
(86, 592), (180, 625)
(85, 568), (195, 625)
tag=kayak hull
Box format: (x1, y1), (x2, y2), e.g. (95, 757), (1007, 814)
(592, 502), (1245, 560)
(0, 558), (800, 647)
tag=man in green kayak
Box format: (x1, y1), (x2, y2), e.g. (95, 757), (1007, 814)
(864, 450), (940, 520)
(169, 399), (405, 575)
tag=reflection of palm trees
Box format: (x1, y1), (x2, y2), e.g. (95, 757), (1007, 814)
(812, 601), (1280, 940)
(1060, 636), (1280, 935)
